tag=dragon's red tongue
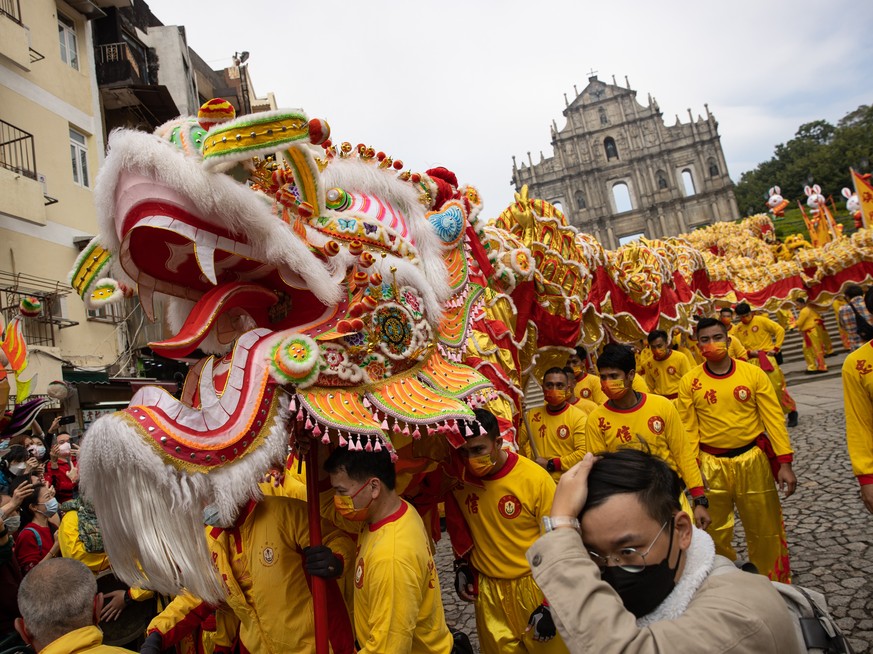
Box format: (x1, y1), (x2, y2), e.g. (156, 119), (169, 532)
(149, 282), (278, 358)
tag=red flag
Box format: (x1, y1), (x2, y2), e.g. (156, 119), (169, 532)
(851, 168), (873, 229)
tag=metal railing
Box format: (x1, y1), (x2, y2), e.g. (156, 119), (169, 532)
(95, 42), (147, 84)
(0, 119), (37, 180)
(0, 0), (22, 25)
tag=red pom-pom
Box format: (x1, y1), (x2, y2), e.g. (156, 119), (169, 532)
(349, 240), (364, 256)
(393, 160), (403, 170)
(336, 320), (352, 334)
(350, 318), (364, 331)
(376, 152), (386, 161)
(349, 303), (365, 318)
(411, 173), (421, 183)
(308, 118), (330, 145)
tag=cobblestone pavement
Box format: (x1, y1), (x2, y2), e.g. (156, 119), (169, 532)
(434, 376), (873, 652)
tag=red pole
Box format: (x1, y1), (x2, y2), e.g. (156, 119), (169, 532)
(305, 443), (329, 654)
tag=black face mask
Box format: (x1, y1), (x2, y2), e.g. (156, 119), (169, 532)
(599, 522), (683, 618)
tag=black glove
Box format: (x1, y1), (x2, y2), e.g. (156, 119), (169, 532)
(453, 558), (477, 601)
(527, 603), (556, 641)
(140, 631), (163, 654)
(303, 544), (343, 578)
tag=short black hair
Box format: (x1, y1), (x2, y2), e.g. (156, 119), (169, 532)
(562, 366), (576, 382)
(543, 366), (566, 380)
(719, 306), (733, 315)
(735, 302), (751, 316)
(846, 284), (863, 299)
(647, 329), (668, 344)
(323, 446), (396, 491)
(2, 445), (28, 468)
(696, 316), (727, 336)
(866, 287), (873, 315)
(15, 479), (44, 525)
(583, 449), (681, 524)
(596, 343), (635, 374)
(461, 408), (500, 441)
(574, 346), (587, 360)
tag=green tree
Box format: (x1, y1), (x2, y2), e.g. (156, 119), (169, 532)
(735, 105), (873, 216)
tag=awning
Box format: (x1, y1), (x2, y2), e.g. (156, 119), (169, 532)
(62, 369), (110, 384)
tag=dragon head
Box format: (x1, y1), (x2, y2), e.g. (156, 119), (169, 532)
(71, 102), (493, 601)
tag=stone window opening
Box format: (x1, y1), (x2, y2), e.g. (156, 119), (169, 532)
(599, 107), (608, 126)
(575, 191), (586, 210)
(681, 169), (696, 196)
(612, 182), (633, 213)
(656, 170), (668, 190)
(604, 137), (619, 161)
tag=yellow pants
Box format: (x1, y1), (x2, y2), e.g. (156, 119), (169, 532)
(700, 447), (791, 583)
(475, 574), (569, 654)
(816, 322), (834, 355)
(748, 356), (796, 414)
(801, 328), (828, 372)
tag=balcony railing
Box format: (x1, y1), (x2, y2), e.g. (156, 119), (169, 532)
(0, 119), (37, 180)
(0, 0), (22, 25)
(95, 42), (149, 86)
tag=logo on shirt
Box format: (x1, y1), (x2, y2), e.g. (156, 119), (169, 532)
(751, 325), (759, 333)
(354, 557), (365, 589)
(498, 494), (522, 519)
(733, 386), (751, 402)
(597, 416), (612, 432)
(667, 366), (676, 376)
(581, 388), (592, 399)
(704, 389), (718, 405)
(465, 493), (480, 514)
(556, 425), (570, 440)
(691, 378), (702, 391)
(532, 412), (542, 423)
(648, 416), (665, 435)
(856, 360), (873, 376)
(260, 543), (277, 567)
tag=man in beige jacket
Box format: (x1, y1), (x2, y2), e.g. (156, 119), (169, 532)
(526, 450), (803, 653)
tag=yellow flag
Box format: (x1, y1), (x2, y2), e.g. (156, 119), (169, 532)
(851, 168), (873, 229)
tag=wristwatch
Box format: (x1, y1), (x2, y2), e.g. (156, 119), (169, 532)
(546, 460), (556, 473)
(692, 496), (709, 509)
(542, 516), (580, 533)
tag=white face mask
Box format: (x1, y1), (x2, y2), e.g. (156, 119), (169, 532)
(4, 515), (20, 532)
(58, 443), (72, 457)
(28, 445), (46, 459)
(8, 462), (27, 476)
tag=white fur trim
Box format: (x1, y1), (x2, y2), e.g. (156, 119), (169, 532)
(78, 394), (290, 604)
(636, 527), (716, 627)
(94, 129), (342, 307)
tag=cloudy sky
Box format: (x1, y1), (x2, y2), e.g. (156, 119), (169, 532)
(145, 0), (873, 216)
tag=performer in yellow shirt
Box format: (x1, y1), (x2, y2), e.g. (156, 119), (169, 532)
(732, 302), (798, 427)
(841, 335), (873, 514)
(641, 330), (693, 400)
(451, 409), (568, 654)
(567, 348), (607, 404)
(561, 368), (598, 416)
(517, 367), (588, 481)
(141, 495), (355, 654)
(795, 297), (828, 373)
(585, 343), (710, 529)
(678, 317), (797, 583)
(718, 307), (749, 361)
(324, 447), (453, 654)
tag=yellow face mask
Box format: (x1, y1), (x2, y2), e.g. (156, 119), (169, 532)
(651, 346), (668, 361)
(601, 378), (629, 400)
(700, 341), (728, 362)
(466, 451), (497, 478)
(333, 479), (375, 522)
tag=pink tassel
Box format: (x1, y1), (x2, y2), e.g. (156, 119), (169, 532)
(374, 440), (382, 452)
(392, 421), (401, 433)
(381, 419), (389, 431)
(321, 434), (330, 444)
(402, 424), (410, 435)
(365, 437), (373, 452)
(339, 434), (348, 447)
(312, 423), (322, 437)
(296, 409), (304, 421)
(362, 397), (371, 408)
(305, 417), (313, 430)
(412, 426), (422, 440)
(390, 451), (399, 463)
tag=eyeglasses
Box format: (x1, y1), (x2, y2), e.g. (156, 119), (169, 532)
(587, 520), (670, 573)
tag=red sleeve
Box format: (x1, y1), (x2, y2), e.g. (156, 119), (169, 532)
(14, 529), (43, 575)
(44, 462), (75, 497)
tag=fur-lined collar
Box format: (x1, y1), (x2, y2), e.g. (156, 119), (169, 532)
(636, 527), (716, 627)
